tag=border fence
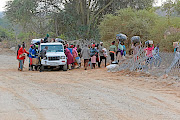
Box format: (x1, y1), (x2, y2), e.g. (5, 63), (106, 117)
(113, 47), (180, 77)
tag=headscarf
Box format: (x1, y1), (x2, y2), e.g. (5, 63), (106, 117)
(70, 45), (74, 48)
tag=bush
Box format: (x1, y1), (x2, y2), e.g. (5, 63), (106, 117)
(99, 8), (158, 49)
(99, 8), (180, 52)
(161, 33), (180, 52)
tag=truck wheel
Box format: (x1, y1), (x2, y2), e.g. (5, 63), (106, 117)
(63, 64), (67, 71)
(40, 65), (44, 72)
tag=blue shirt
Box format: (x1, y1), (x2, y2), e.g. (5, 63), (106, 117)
(123, 45), (126, 56)
(90, 48), (97, 57)
(29, 48), (33, 58)
(32, 49), (36, 58)
(68, 48), (73, 54)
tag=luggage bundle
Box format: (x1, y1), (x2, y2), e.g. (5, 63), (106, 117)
(32, 58), (39, 65)
(173, 42), (179, 48)
(131, 36), (140, 44)
(145, 40), (153, 45)
(116, 33), (127, 42)
(75, 57), (81, 64)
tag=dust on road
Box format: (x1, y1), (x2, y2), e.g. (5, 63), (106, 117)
(0, 50), (180, 120)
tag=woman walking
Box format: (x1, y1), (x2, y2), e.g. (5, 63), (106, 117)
(72, 46), (78, 68)
(116, 41), (124, 63)
(65, 46), (74, 70)
(131, 42), (142, 61)
(144, 44), (154, 68)
(17, 45), (21, 70)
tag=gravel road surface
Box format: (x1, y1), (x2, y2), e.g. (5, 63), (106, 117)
(0, 50), (180, 120)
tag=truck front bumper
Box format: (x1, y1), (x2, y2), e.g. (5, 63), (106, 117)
(41, 59), (67, 66)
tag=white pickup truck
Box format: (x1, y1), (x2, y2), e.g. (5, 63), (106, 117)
(40, 43), (67, 71)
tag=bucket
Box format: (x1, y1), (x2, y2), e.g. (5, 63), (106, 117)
(75, 57), (81, 63)
(173, 42), (179, 48)
(149, 40), (153, 44)
(145, 40), (153, 45)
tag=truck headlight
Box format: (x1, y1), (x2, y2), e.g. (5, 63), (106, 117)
(43, 56), (47, 60)
(60, 56), (65, 59)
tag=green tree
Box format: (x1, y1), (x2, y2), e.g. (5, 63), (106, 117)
(5, 0), (50, 36)
(99, 8), (158, 47)
(5, 0), (155, 40)
(0, 26), (15, 42)
(174, 0), (180, 15)
(162, 0), (175, 25)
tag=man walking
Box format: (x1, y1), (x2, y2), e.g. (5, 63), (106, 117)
(17, 43), (29, 71)
(41, 46), (48, 58)
(81, 44), (90, 70)
(98, 42), (106, 67)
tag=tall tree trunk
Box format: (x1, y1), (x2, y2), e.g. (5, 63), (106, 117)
(87, 0), (114, 37)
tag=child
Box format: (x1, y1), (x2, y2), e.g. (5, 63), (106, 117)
(144, 44), (154, 68)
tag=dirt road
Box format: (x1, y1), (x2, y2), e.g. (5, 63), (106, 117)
(0, 51), (180, 120)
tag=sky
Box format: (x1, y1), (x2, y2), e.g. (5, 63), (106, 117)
(0, 0), (9, 12)
(0, 0), (167, 12)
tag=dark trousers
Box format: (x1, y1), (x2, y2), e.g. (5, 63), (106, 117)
(110, 52), (115, 61)
(98, 56), (106, 67)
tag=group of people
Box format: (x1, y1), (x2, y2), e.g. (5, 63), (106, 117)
(109, 41), (126, 64)
(130, 41), (162, 68)
(65, 42), (107, 70)
(28, 43), (40, 71)
(17, 41), (42, 71)
(15, 40), (135, 71)
(64, 44), (81, 70)
(17, 38), (179, 72)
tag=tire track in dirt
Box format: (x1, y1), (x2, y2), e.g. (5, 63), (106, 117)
(66, 75), (180, 119)
(2, 71), (135, 120)
(2, 69), (180, 120)
(0, 85), (45, 120)
(0, 73), (105, 119)
(20, 73), (160, 119)
(1, 53), (180, 120)
(24, 72), (180, 119)
(0, 74), (47, 120)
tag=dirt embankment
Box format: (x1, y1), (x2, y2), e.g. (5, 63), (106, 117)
(0, 48), (180, 120)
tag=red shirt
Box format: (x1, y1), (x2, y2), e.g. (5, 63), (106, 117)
(144, 45), (154, 57)
(17, 47), (29, 60)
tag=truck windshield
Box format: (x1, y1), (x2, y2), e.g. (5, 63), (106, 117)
(41, 45), (63, 52)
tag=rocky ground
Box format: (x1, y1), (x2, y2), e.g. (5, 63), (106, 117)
(0, 47), (180, 120)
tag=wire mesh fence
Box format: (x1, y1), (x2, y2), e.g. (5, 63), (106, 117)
(117, 47), (180, 77)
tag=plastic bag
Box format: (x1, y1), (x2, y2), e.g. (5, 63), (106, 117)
(106, 64), (119, 72)
(131, 36), (140, 43)
(116, 33), (127, 41)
